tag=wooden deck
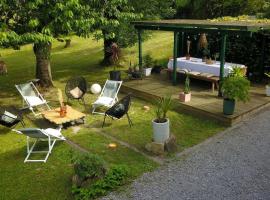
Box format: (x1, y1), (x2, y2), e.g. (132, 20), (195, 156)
(121, 72), (270, 126)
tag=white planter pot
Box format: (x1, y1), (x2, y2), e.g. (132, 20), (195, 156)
(143, 68), (152, 76)
(152, 118), (170, 143)
(266, 85), (270, 97)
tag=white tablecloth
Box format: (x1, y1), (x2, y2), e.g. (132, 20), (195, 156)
(167, 57), (245, 77)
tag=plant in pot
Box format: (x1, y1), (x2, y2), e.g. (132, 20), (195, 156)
(142, 54), (155, 76)
(264, 73), (270, 96)
(222, 76), (250, 115)
(179, 74), (191, 102)
(152, 95), (172, 143)
(108, 43), (121, 81)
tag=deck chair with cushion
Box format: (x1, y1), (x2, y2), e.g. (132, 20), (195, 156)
(0, 107), (25, 128)
(92, 80), (122, 114)
(15, 82), (51, 116)
(14, 128), (65, 163)
(102, 94), (133, 127)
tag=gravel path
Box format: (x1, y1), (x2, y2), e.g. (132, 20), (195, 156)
(103, 108), (270, 200)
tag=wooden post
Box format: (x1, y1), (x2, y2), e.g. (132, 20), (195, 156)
(218, 33), (227, 97)
(138, 29), (143, 71)
(173, 31), (179, 85)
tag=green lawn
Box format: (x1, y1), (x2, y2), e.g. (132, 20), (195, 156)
(0, 32), (224, 200)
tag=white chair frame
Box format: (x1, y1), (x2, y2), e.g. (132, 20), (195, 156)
(15, 82), (51, 116)
(92, 80), (122, 115)
(14, 128), (65, 163)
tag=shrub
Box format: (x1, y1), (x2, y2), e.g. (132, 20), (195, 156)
(143, 54), (156, 68)
(155, 95), (172, 123)
(72, 152), (107, 181)
(222, 76), (250, 102)
(72, 165), (129, 200)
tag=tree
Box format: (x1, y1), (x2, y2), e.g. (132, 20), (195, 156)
(89, 0), (176, 65)
(175, 0), (268, 19)
(0, 0), (95, 87)
(87, 0), (139, 65)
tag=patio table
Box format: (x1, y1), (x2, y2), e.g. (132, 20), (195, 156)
(42, 105), (86, 128)
(167, 57), (246, 77)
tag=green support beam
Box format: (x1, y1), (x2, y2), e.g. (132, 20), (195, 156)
(138, 29), (143, 71)
(173, 31), (179, 85)
(218, 34), (227, 97)
(177, 32), (185, 57)
(259, 34), (266, 81)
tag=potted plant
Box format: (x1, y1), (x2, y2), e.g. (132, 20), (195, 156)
(179, 74), (191, 102)
(222, 76), (250, 115)
(152, 95), (172, 143)
(265, 73), (270, 96)
(142, 54), (155, 76)
(108, 43), (121, 81)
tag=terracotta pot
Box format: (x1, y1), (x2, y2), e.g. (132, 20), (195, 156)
(179, 92), (191, 102)
(186, 54), (191, 60)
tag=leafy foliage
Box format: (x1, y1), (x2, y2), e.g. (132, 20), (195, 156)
(175, 0), (268, 19)
(143, 54), (156, 68)
(155, 95), (172, 123)
(229, 66), (246, 78)
(72, 165), (129, 200)
(222, 76), (250, 102)
(72, 152), (107, 180)
(0, 0), (95, 46)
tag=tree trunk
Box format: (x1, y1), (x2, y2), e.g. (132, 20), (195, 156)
(33, 42), (53, 87)
(102, 31), (115, 65)
(64, 39), (71, 48)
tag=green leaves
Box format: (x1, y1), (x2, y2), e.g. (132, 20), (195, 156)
(155, 95), (172, 122)
(0, 0), (96, 46)
(222, 76), (250, 102)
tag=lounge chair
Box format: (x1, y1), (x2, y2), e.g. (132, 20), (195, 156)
(92, 80), (122, 114)
(102, 94), (133, 127)
(14, 128), (65, 163)
(0, 106), (25, 128)
(15, 82), (51, 116)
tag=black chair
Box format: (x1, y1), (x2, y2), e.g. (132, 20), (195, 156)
(0, 107), (25, 128)
(102, 94), (133, 128)
(65, 76), (87, 106)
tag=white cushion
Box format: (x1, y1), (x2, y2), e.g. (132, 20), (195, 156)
(1, 111), (17, 124)
(4, 111), (17, 119)
(93, 97), (114, 107)
(25, 96), (46, 106)
(70, 87), (83, 98)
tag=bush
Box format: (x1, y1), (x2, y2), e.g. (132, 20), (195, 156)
(222, 76), (250, 102)
(72, 165), (129, 200)
(143, 54), (156, 68)
(72, 152), (107, 180)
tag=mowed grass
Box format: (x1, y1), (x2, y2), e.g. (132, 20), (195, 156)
(0, 31), (224, 200)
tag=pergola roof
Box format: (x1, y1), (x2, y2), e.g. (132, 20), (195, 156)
(132, 19), (270, 33)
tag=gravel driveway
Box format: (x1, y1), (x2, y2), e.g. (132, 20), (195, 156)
(103, 108), (270, 200)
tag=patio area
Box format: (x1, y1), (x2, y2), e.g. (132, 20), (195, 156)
(121, 71), (270, 126)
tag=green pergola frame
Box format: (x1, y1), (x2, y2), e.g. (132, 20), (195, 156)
(132, 19), (270, 96)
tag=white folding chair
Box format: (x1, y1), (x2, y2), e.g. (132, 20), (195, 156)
(14, 128), (65, 163)
(92, 80), (122, 115)
(15, 82), (51, 116)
